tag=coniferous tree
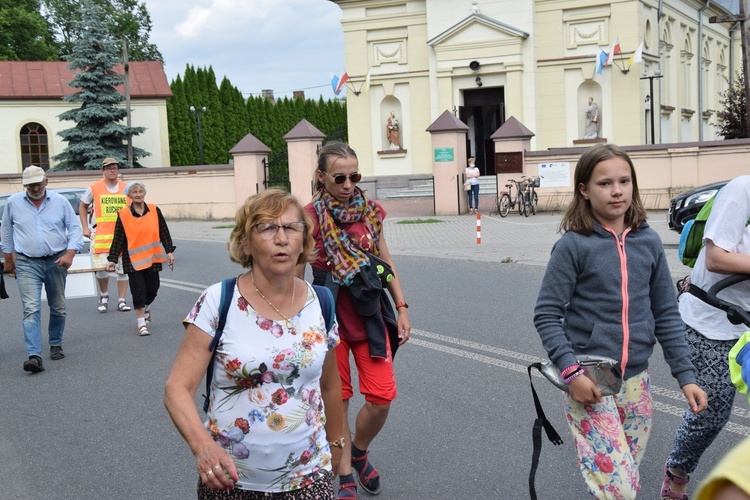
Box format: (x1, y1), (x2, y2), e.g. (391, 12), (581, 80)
(716, 71), (748, 139)
(53, 1), (149, 170)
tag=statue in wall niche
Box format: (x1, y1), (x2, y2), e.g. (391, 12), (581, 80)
(386, 111), (401, 150)
(584, 97), (600, 139)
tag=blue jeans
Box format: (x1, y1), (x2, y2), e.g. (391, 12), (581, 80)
(15, 252), (68, 357)
(468, 184), (479, 209)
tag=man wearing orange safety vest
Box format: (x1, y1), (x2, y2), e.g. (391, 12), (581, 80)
(79, 158), (132, 313)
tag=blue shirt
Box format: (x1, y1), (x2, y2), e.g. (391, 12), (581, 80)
(1, 190), (84, 257)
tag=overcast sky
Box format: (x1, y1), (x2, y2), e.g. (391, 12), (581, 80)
(145, 0), (345, 101)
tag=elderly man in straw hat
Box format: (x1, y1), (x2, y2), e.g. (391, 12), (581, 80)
(1, 166), (84, 373)
(79, 157), (131, 314)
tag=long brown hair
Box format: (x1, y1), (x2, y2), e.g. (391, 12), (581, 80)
(560, 144), (647, 235)
(315, 141), (358, 191)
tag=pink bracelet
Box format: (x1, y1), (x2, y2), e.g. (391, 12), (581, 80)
(561, 364), (580, 378)
(564, 369), (584, 384)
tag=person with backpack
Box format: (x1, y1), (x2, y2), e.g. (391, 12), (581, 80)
(663, 175), (750, 500)
(164, 189), (344, 498)
(533, 144), (707, 499)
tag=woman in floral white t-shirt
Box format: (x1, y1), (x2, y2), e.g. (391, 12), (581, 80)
(165, 189), (344, 499)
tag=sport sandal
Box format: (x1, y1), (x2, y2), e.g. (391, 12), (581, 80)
(351, 447), (382, 495)
(117, 301), (131, 312)
(661, 463), (690, 500)
(337, 474), (357, 499)
(97, 297), (109, 313)
(137, 326), (150, 336)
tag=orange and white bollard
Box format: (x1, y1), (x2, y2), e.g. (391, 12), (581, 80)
(476, 213), (481, 244)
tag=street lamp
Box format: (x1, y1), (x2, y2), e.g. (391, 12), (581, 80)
(640, 71), (662, 144)
(190, 106), (207, 165)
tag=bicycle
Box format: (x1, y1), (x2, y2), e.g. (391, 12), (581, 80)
(497, 178), (530, 217)
(522, 175), (542, 215)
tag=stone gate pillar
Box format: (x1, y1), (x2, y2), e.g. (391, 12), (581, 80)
(229, 133), (272, 208)
(284, 119), (326, 203)
(426, 110), (469, 215)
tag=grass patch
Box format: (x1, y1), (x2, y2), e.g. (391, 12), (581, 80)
(396, 218), (443, 225)
(212, 224), (236, 229)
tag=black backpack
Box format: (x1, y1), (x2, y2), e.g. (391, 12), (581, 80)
(202, 277), (336, 412)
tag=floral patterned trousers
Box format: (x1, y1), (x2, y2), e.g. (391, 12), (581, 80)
(565, 370), (652, 499)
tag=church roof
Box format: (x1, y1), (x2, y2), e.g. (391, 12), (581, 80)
(0, 61), (172, 100)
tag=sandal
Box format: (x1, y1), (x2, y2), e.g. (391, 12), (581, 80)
(661, 463), (690, 500)
(337, 475), (357, 499)
(351, 447), (382, 495)
(144, 310), (152, 324)
(137, 326), (150, 336)
(97, 297), (108, 313)
(117, 301), (131, 312)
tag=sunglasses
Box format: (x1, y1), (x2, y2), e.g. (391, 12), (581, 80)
(321, 170), (362, 185)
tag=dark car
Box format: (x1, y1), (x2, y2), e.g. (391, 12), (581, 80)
(668, 180), (728, 233)
(0, 188), (87, 226)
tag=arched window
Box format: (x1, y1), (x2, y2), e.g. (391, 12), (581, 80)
(20, 122), (50, 170)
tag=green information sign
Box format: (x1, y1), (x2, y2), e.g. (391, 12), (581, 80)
(434, 148), (455, 162)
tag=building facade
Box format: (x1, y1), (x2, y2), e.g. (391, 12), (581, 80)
(330, 0), (738, 177)
(0, 61), (172, 173)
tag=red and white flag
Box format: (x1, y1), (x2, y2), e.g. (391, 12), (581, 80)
(605, 37), (621, 66)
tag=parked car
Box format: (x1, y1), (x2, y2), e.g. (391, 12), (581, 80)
(667, 180), (728, 233)
(0, 187), (87, 228)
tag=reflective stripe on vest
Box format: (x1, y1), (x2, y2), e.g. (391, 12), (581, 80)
(119, 204), (166, 271)
(92, 179), (128, 254)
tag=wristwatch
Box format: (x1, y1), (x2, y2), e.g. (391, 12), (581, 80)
(328, 437), (346, 449)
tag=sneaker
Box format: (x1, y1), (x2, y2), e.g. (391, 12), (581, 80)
(50, 345), (65, 360)
(23, 355), (44, 373)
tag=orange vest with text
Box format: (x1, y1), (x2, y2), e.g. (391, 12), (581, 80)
(119, 204), (166, 271)
(92, 179), (128, 254)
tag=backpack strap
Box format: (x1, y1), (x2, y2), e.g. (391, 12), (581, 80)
(202, 276), (237, 413)
(527, 363), (564, 500)
(313, 284), (336, 332)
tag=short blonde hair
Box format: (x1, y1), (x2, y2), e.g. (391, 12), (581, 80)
(228, 189), (316, 268)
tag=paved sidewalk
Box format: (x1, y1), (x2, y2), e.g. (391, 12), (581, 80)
(169, 197), (691, 277)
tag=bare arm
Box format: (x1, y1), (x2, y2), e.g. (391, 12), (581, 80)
(79, 202), (91, 238)
(164, 325), (238, 490)
(704, 240), (750, 274)
(320, 349), (343, 475)
(377, 231), (411, 344)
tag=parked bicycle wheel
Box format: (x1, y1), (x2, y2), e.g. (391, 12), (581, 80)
(498, 194), (511, 217)
(517, 193), (524, 215)
(530, 191), (538, 215)
(522, 192), (530, 217)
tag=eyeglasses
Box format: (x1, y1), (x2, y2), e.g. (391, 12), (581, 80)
(102, 165), (119, 171)
(320, 170), (362, 185)
(252, 221), (306, 239)
(25, 182), (45, 190)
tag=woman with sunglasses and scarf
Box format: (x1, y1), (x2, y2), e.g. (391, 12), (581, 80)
(298, 141), (411, 499)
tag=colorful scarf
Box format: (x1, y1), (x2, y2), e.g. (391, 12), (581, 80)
(312, 187), (383, 285)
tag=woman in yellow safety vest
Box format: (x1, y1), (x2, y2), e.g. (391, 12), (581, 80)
(106, 181), (175, 336)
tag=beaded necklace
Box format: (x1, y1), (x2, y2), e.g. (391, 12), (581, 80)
(250, 269), (295, 328)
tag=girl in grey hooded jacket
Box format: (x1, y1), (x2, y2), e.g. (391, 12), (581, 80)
(534, 144), (706, 499)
